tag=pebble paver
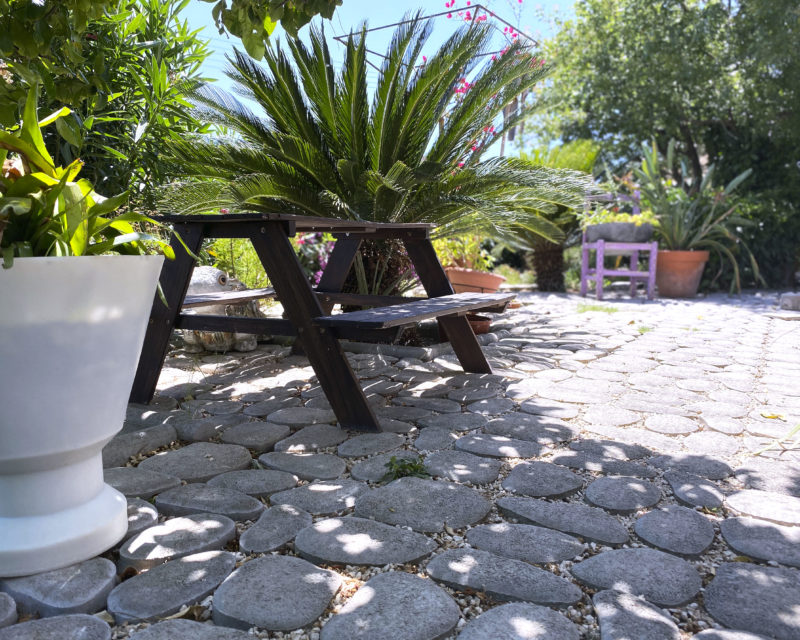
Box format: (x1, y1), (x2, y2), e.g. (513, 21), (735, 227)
(294, 517), (436, 566)
(238, 504), (312, 554)
(126, 498), (159, 539)
(485, 413), (579, 444)
(592, 589), (680, 640)
(0, 594), (16, 628)
(0, 558), (116, 617)
(270, 479), (367, 515)
(355, 477), (491, 532)
(457, 601), (580, 640)
(274, 424), (348, 452)
(501, 460), (583, 498)
(0, 614), (111, 640)
(137, 442), (252, 482)
(153, 483), (264, 520)
(212, 555), (340, 631)
(571, 548), (702, 607)
(127, 619), (251, 639)
(704, 563), (800, 639)
(107, 551), (235, 623)
(117, 513), (236, 571)
(320, 571), (460, 640)
(417, 412), (487, 431)
(725, 489), (800, 526)
(585, 476), (661, 514)
(663, 470), (724, 508)
(258, 451), (345, 480)
(427, 548), (582, 606)
(649, 453), (733, 480)
(336, 432), (404, 457)
(206, 469), (297, 496)
(498, 496), (629, 545)
(103, 467), (181, 499)
(219, 421), (291, 453)
(634, 505), (715, 556)
(720, 517), (800, 567)
(424, 450), (502, 484)
(569, 438), (650, 460)
(551, 452), (658, 478)
(466, 523), (584, 564)
(454, 433), (544, 458)
(414, 427), (459, 451)
(350, 451), (421, 482)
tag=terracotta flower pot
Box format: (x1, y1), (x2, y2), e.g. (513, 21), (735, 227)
(444, 267), (506, 293)
(466, 313), (492, 334)
(656, 250), (709, 298)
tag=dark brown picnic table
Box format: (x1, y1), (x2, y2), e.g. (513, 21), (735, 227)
(130, 213), (515, 432)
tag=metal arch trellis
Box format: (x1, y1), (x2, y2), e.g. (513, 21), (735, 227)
(331, 4), (539, 74)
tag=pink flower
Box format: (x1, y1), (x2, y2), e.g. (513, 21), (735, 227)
(458, 162), (465, 168)
(466, 0), (470, 4)
(471, 145), (478, 151)
(296, 237), (305, 245)
(465, 11), (471, 19)
(219, 208), (230, 213)
(423, 55), (427, 62)
(447, 12), (452, 18)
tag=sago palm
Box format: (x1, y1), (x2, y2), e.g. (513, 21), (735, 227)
(162, 14), (592, 243)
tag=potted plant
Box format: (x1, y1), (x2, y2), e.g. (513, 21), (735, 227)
(636, 141), (761, 298)
(0, 87), (175, 577)
(581, 207), (657, 244)
(433, 235), (506, 294)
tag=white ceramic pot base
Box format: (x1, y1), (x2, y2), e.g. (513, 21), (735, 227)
(0, 484), (128, 577)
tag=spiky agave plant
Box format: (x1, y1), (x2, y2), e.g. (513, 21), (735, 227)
(162, 14), (593, 292)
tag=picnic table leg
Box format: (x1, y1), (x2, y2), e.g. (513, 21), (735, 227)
(251, 222), (381, 432)
(129, 223), (204, 403)
(403, 237), (492, 374)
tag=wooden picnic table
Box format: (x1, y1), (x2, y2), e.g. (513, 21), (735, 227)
(130, 213), (514, 432)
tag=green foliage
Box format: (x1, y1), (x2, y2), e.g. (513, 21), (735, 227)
(433, 235), (494, 272)
(162, 15), (592, 244)
(380, 455), (429, 483)
(577, 303), (619, 313)
(1, 0), (212, 209)
(200, 0), (341, 58)
(579, 208), (657, 228)
(0, 86), (172, 267)
(636, 140), (762, 292)
(206, 238), (270, 288)
(491, 263), (535, 285)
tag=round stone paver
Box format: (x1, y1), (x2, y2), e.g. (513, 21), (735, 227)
(570, 548), (702, 607)
(585, 476), (661, 514)
(127, 619), (251, 640)
(258, 452), (346, 480)
(350, 451), (421, 482)
(519, 399), (580, 419)
(725, 489), (800, 526)
(266, 407), (336, 427)
(337, 432), (405, 458)
(424, 450), (502, 484)
(582, 405), (641, 427)
(414, 427), (459, 451)
(694, 631), (773, 640)
(457, 602), (580, 640)
(734, 457), (800, 497)
(0, 558), (117, 617)
(0, 593), (16, 628)
(138, 443), (252, 483)
(320, 571), (460, 640)
(634, 505), (715, 556)
(592, 589), (680, 640)
(485, 414), (579, 445)
(705, 563), (800, 640)
(239, 504), (312, 554)
(212, 555), (341, 632)
(426, 548), (582, 606)
(466, 523), (584, 565)
(682, 431), (742, 458)
(720, 517), (800, 568)
(417, 413), (488, 431)
(644, 414), (700, 435)
(117, 513), (236, 571)
(270, 479), (367, 515)
(103, 467), (181, 499)
(126, 498), (159, 539)
(354, 477), (491, 533)
(497, 497), (629, 546)
(294, 517), (436, 566)
(663, 470), (724, 508)
(274, 424), (348, 453)
(551, 452), (657, 478)
(454, 434), (544, 459)
(206, 469), (297, 497)
(107, 551), (235, 623)
(219, 422), (291, 453)
(649, 453), (732, 480)
(501, 461), (583, 498)
(569, 439), (651, 460)
(173, 415), (247, 443)
(154, 483), (264, 521)
(392, 396), (462, 413)
(0, 614), (110, 640)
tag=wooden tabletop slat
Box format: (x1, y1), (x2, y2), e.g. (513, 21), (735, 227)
(150, 212), (435, 232)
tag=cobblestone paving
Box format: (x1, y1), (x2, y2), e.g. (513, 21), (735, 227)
(2, 291), (800, 640)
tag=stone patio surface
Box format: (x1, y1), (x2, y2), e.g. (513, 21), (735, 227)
(2, 291), (799, 640)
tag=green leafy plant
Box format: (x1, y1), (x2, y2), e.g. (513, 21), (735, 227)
(433, 235), (494, 272)
(636, 140), (763, 292)
(381, 455), (429, 483)
(580, 208), (657, 228)
(0, 86), (172, 267)
(577, 303), (619, 313)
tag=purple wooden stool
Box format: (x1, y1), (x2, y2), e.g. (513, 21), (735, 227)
(580, 233), (658, 300)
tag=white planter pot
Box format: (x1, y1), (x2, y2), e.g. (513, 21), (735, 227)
(0, 255), (163, 577)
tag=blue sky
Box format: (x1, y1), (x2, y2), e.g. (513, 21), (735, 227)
(181, 0), (575, 93)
